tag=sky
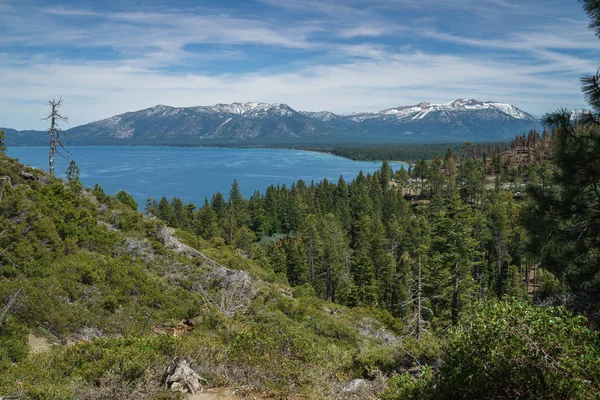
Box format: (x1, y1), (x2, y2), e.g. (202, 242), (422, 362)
(1, 0), (599, 130)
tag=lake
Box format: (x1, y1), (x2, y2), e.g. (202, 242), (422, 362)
(7, 146), (406, 209)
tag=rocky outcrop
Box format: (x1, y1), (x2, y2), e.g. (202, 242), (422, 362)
(156, 226), (255, 316)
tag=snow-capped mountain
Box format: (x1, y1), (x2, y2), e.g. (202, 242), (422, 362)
(63, 102), (341, 144)
(373, 99), (537, 121)
(303, 99), (541, 142)
(304, 99), (537, 123)
(4, 99), (542, 146)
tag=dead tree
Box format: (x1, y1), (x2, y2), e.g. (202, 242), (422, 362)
(0, 289), (22, 328)
(43, 98), (69, 175)
(402, 254), (431, 339)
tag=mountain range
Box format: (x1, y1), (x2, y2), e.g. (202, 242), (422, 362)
(3, 99), (542, 146)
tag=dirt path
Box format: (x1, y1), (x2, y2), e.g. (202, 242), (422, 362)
(186, 388), (241, 400)
(27, 334), (52, 354)
(185, 388), (282, 400)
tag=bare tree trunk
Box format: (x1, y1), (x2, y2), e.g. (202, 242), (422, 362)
(228, 201), (234, 245)
(533, 263), (537, 302)
(0, 176), (11, 201)
(452, 260), (460, 326)
(0, 289), (21, 328)
(416, 255), (422, 340)
(497, 238), (503, 297)
(44, 98), (68, 176)
(49, 110), (56, 175)
(525, 263), (530, 294)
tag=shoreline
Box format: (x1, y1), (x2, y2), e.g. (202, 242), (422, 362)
(7, 141), (492, 166)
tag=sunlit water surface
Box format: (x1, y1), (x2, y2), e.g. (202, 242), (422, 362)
(8, 146), (406, 209)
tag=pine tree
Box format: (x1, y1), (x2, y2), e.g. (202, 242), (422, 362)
(298, 214), (323, 285)
(413, 158), (429, 195)
(65, 160), (80, 182)
(145, 197), (157, 216)
(284, 240), (309, 287)
(380, 160), (392, 190)
(170, 197), (185, 228)
(427, 154), (445, 199)
(195, 198), (219, 239)
(349, 215), (377, 306)
(392, 214), (433, 334)
(211, 192), (228, 232)
(156, 196), (173, 223)
(115, 190), (138, 211)
(320, 213), (350, 303)
(485, 190), (512, 296)
(249, 190), (267, 236)
(523, 0), (600, 297)
(371, 217), (393, 309)
(432, 193), (479, 325)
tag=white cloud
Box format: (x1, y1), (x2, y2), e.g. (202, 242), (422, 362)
(0, 47), (588, 130)
(0, 0), (597, 129)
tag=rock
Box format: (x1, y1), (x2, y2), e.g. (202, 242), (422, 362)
(80, 190), (99, 204)
(163, 357), (207, 394)
(122, 237), (150, 257)
(156, 226), (199, 257)
(20, 171), (38, 181)
(80, 327), (103, 340)
(341, 379), (368, 393)
(356, 318), (399, 346)
(97, 220), (117, 232)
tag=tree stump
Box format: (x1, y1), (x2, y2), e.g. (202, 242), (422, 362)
(162, 357), (206, 394)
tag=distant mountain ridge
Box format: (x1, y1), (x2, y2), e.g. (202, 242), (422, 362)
(3, 99), (542, 146)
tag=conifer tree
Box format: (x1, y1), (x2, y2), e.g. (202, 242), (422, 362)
(524, 0), (600, 295)
(156, 196), (173, 223)
(298, 214), (323, 285)
(170, 197), (185, 228)
(65, 160), (80, 182)
(380, 160), (392, 189)
(115, 190), (138, 211)
(195, 198), (219, 239)
(211, 192), (228, 231)
(349, 215), (377, 306)
(284, 240), (309, 286)
(432, 193), (479, 325)
(249, 190), (267, 235)
(320, 213), (350, 303)
(145, 197), (157, 216)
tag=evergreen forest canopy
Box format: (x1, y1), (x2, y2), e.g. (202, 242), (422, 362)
(0, 1), (600, 398)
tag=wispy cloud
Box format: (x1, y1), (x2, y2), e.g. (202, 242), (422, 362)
(42, 7), (98, 16)
(0, 0), (597, 129)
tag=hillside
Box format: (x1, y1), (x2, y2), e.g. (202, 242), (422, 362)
(1, 139), (599, 399)
(3, 99), (542, 146)
(0, 153), (418, 399)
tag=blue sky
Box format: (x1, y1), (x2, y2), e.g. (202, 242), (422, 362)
(1, 0), (599, 129)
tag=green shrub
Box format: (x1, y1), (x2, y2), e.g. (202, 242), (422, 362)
(436, 299), (600, 399)
(382, 367), (434, 400)
(0, 318), (28, 363)
(115, 190), (138, 211)
(354, 345), (397, 376)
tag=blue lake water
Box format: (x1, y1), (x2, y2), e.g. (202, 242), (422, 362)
(8, 146), (406, 209)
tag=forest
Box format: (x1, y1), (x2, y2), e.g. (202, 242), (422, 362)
(147, 129), (557, 324)
(1, 1), (600, 398)
(327, 142), (508, 162)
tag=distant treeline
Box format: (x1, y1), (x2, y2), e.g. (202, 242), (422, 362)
(328, 142), (509, 162)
